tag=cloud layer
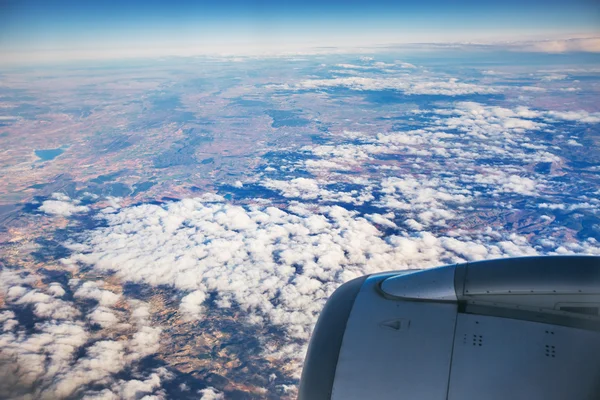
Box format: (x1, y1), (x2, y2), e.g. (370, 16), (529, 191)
(0, 269), (166, 400)
(61, 194), (599, 373)
(286, 76), (499, 96)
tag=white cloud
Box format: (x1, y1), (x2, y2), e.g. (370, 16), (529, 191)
(74, 281), (121, 306)
(199, 387), (225, 400)
(48, 283), (66, 297)
(472, 170), (539, 196)
(179, 290), (207, 319)
(286, 76), (498, 96)
(395, 61), (417, 69)
(39, 193), (90, 217)
(541, 74), (568, 81)
(334, 63), (375, 70)
(545, 110), (600, 124)
(1, 270), (80, 321)
(435, 101), (600, 130)
(39, 200), (90, 216)
(263, 178), (320, 199)
(61, 196), (579, 375)
(434, 102), (547, 137)
(51, 192), (72, 201)
(0, 321), (90, 397)
(263, 177), (374, 205)
(108, 368), (172, 400)
(376, 176), (471, 227)
(365, 213), (397, 228)
(0, 269), (165, 399)
(89, 307), (120, 328)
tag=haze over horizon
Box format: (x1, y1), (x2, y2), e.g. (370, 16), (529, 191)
(1, 0), (600, 63)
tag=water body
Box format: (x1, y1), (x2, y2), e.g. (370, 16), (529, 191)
(35, 147), (65, 161)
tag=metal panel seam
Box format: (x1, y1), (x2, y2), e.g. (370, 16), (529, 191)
(444, 309), (460, 400)
(445, 263), (462, 400)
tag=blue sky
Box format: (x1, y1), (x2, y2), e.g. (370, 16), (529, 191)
(1, 0), (599, 62)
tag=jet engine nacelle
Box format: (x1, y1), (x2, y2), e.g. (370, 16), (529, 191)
(299, 256), (600, 400)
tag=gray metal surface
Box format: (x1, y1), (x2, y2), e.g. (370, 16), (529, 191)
(298, 275), (368, 400)
(380, 264), (458, 301)
(331, 274), (458, 400)
(458, 256), (600, 328)
(299, 256), (600, 399)
(461, 256), (600, 295)
(380, 256), (600, 323)
(447, 313), (600, 400)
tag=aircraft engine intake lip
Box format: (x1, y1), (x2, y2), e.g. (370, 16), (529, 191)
(380, 255), (600, 302)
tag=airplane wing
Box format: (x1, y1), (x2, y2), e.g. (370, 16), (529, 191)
(299, 255), (600, 400)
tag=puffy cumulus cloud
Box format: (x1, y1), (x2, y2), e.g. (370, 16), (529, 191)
(497, 176), (537, 196)
(47, 283), (66, 297)
(0, 321), (89, 398)
(332, 60), (412, 71)
(545, 110), (600, 124)
(128, 325), (162, 359)
(62, 197), (567, 373)
(263, 177), (374, 205)
(292, 100), (598, 188)
(308, 143), (375, 162)
(81, 368), (173, 400)
(88, 306), (120, 328)
(553, 238), (600, 256)
(39, 200), (90, 216)
(0, 311), (18, 332)
(50, 193), (71, 202)
(297, 132), (446, 177)
(73, 281), (121, 307)
(541, 74), (568, 81)
(0, 316), (163, 399)
(199, 387), (225, 400)
(376, 176), (471, 227)
(263, 177), (320, 199)
(434, 102), (547, 137)
(257, 100), (597, 249)
(71, 281), (123, 328)
(179, 290), (207, 319)
(299, 142), (384, 174)
(365, 213), (397, 229)
(538, 202), (600, 212)
(472, 169), (539, 196)
(39, 193), (90, 217)
(0, 270), (79, 321)
(288, 76), (498, 96)
(395, 61), (417, 69)
(418, 101), (599, 165)
(334, 63), (380, 70)
(0, 268), (165, 399)
(438, 102), (600, 136)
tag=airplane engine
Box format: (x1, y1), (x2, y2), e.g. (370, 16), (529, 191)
(299, 256), (600, 400)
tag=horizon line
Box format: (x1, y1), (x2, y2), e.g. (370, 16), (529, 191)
(1, 36), (600, 67)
